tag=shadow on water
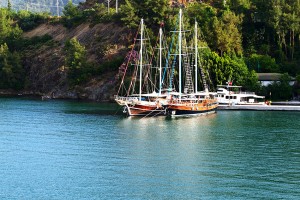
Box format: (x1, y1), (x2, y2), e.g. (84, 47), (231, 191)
(62, 101), (123, 115)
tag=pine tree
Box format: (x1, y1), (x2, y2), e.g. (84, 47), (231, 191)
(0, 43), (24, 90)
(212, 10), (243, 56)
(64, 37), (87, 85)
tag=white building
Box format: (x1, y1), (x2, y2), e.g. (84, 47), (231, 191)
(257, 73), (295, 86)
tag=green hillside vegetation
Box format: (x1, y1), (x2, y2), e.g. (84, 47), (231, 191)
(1, 0), (300, 101)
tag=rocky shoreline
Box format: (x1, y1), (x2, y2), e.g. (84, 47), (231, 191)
(0, 87), (115, 102)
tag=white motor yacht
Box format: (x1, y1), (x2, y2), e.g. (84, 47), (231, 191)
(216, 85), (266, 106)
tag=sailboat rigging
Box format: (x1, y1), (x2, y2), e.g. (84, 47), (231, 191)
(115, 19), (167, 116)
(115, 8), (218, 117)
(165, 8), (218, 117)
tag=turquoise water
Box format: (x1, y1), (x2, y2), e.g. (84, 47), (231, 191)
(0, 98), (300, 199)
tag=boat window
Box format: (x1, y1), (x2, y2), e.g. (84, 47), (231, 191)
(226, 96), (229, 99)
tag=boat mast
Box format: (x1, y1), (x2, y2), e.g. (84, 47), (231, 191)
(139, 19), (144, 101)
(116, 0), (118, 13)
(179, 9), (182, 100)
(194, 21), (198, 93)
(159, 27), (163, 96)
(56, 0), (59, 17)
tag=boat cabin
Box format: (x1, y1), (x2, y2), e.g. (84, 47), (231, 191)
(216, 85), (265, 105)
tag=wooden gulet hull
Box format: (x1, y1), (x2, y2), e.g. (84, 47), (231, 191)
(166, 101), (218, 117)
(124, 104), (167, 117)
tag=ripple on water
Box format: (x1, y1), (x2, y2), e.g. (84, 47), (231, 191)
(0, 99), (300, 199)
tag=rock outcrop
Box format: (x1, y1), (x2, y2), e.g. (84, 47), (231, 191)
(21, 21), (132, 102)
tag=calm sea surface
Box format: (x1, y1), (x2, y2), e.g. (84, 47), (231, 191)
(0, 98), (300, 199)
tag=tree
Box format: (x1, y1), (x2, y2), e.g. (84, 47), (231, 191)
(0, 8), (12, 43)
(142, 0), (169, 26)
(266, 73), (292, 100)
(62, 0), (83, 27)
(242, 69), (261, 93)
(64, 37), (88, 85)
(227, 0), (251, 14)
(212, 10), (243, 56)
(186, 3), (217, 49)
(119, 0), (169, 28)
(119, 0), (139, 28)
(267, 0), (300, 61)
(0, 8), (23, 47)
(63, 0), (78, 18)
(246, 54), (280, 73)
(204, 51), (248, 88)
(0, 43), (24, 90)
(15, 10), (50, 32)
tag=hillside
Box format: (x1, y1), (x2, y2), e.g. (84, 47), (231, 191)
(21, 22), (131, 101)
(1, 0), (300, 101)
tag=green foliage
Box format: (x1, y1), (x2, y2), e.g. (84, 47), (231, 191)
(186, 4), (243, 56)
(227, 0), (251, 14)
(279, 60), (300, 76)
(0, 8), (23, 57)
(0, 8), (23, 45)
(186, 3), (217, 47)
(15, 10), (50, 31)
(97, 56), (124, 74)
(87, 3), (116, 24)
(0, 43), (25, 90)
(246, 54), (280, 73)
(204, 51), (248, 88)
(212, 10), (243, 56)
(64, 37), (89, 85)
(62, 0), (84, 28)
(119, 0), (169, 28)
(264, 73), (293, 100)
(242, 69), (261, 93)
(0, 0), (300, 93)
(119, 0), (139, 28)
(12, 35), (54, 51)
(64, 38), (123, 85)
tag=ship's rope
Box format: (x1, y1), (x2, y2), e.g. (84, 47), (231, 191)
(117, 24), (140, 96)
(162, 15), (179, 91)
(142, 25), (159, 94)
